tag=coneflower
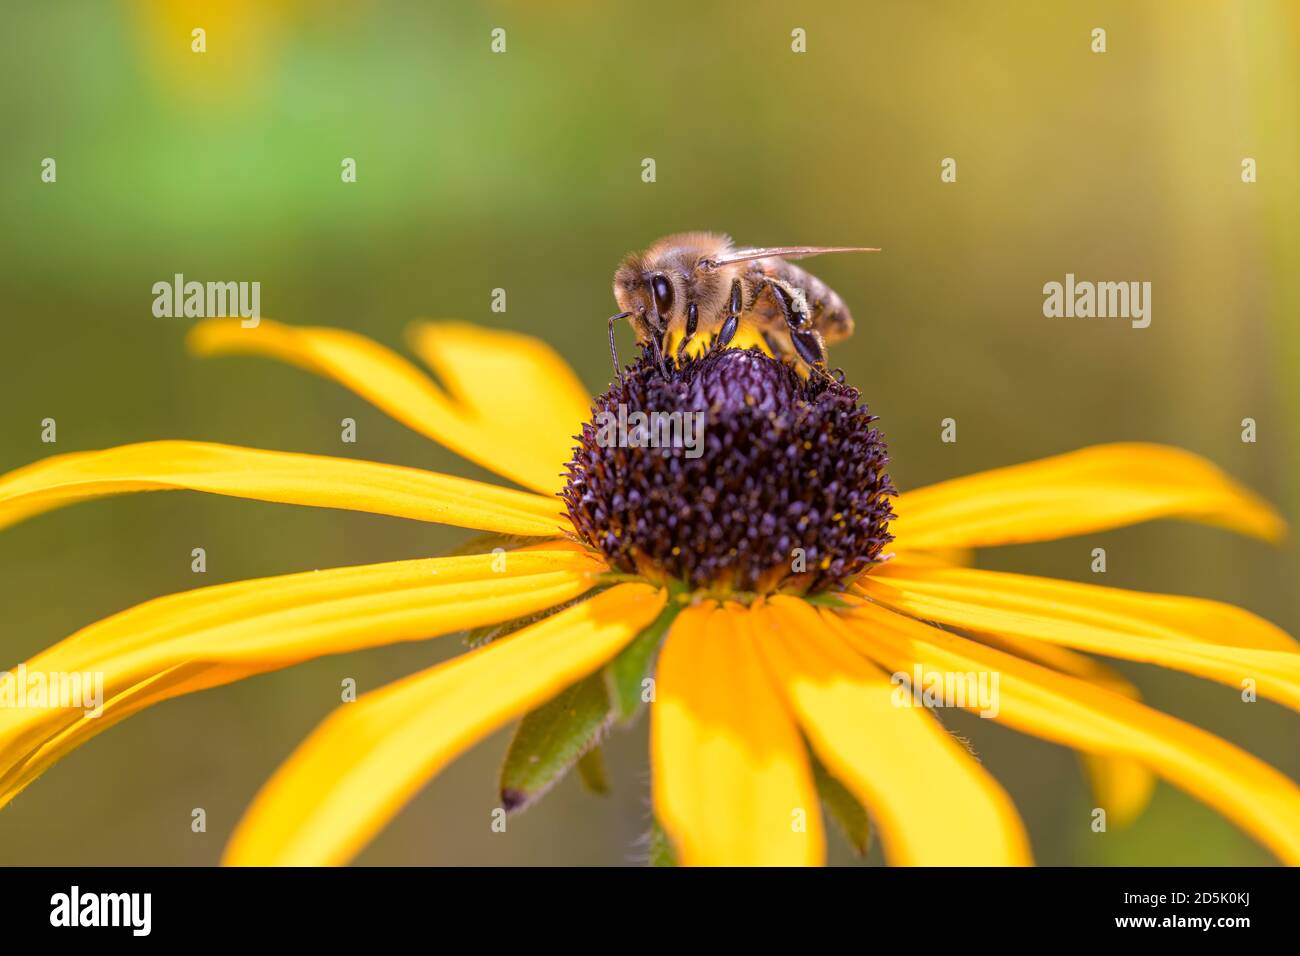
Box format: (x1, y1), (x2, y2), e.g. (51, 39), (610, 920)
(0, 317), (1296, 867)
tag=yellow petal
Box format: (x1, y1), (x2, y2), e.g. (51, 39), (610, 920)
(188, 318), (569, 494)
(838, 602), (1300, 865)
(862, 564), (1300, 709)
(0, 549), (600, 805)
(890, 443), (1285, 550)
(875, 559), (1300, 653)
(0, 662), (251, 809)
(972, 630), (1156, 827)
(755, 596), (1032, 866)
(891, 547), (975, 568)
(406, 321), (592, 475)
(223, 583), (664, 866)
(0, 440), (568, 537)
(650, 604), (824, 866)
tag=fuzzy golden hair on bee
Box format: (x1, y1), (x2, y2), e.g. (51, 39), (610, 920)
(606, 232), (878, 379)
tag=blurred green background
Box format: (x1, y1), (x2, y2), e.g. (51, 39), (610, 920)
(1, 0), (1298, 865)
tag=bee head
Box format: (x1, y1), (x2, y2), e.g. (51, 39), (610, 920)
(613, 260), (678, 331)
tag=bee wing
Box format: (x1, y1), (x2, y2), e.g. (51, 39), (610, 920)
(705, 245), (880, 267)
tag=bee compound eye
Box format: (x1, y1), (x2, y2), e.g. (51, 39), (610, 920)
(651, 274), (674, 318)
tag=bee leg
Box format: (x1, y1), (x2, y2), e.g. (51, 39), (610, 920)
(790, 328), (835, 381)
(624, 308), (669, 377)
(607, 310), (632, 378)
(675, 301), (700, 363)
(709, 279), (744, 354)
(764, 277), (809, 333)
(648, 324), (671, 378)
(715, 312), (739, 351)
(762, 278), (833, 379)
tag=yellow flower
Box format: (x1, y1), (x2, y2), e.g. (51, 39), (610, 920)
(1, 317), (1297, 867)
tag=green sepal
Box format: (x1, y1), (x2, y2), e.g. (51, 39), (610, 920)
(802, 591), (855, 609)
(647, 818), (678, 867)
(575, 746), (610, 796)
(463, 587), (603, 648)
(440, 531), (538, 558)
(811, 752), (872, 856)
(498, 672), (612, 813)
(604, 601), (681, 723)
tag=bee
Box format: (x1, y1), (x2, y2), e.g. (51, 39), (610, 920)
(607, 232), (878, 377)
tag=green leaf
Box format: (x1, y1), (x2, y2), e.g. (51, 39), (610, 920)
(604, 601), (681, 722)
(647, 818), (677, 867)
(575, 746), (610, 796)
(499, 672), (612, 813)
(811, 752), (872, 856)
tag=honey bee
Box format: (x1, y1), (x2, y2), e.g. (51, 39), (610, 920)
(607, 232), (878, 377)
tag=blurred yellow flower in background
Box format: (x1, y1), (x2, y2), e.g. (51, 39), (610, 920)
(130, 0), (308, 105)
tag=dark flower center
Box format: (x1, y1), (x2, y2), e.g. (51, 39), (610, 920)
(562, 347), (896, 596)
